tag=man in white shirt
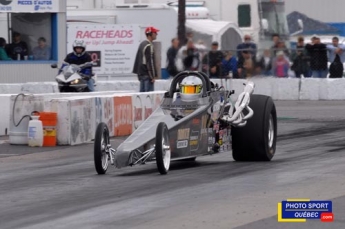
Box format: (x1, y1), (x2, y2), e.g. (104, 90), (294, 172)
(327, 36), (345, 78)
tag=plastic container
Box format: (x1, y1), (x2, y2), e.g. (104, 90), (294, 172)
(38, 112), (58, 147)
(28, 115), (43, 147)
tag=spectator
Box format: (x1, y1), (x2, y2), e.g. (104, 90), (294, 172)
(166, 38), (179, 77)
(133, 26), (159, 92)
(236, 34), (257, 58)
(6, 32), (28, 60)
(291, 36), (311, 78)
(305, 35), (328, 78)
(271, 33), (280, 56)
(195, 40), (208, 68)
(256, 49), (273, 76)
(237, 50), (256, 78)
(202, 41), (224, 78)
(0, 37), (12, 60)
(327, 36), (345, 78)
(221, 51), (238, 78)
(276, 40), (290, 58)
(272, 51), (290, 78)
(32, 37), (51, 60)
(182, 39), (200, 71)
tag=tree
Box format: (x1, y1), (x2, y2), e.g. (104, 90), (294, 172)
(177, 0), (187, 47)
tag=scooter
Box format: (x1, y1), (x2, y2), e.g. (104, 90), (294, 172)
(51, 62), (97, 93)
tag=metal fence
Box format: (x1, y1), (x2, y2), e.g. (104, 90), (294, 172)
(174, 47), (345, 79)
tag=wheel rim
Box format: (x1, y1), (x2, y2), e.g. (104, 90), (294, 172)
(101, 129), (109, 170)
(268, 114), (274, 150)
(162, 130), (171, 171)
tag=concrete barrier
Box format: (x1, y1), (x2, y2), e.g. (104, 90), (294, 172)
(48, 92), (165, 145)
(6, 92), (133, 140)
(0, 95), (12, 136)
(319, 79), (345, 100)
(2, 78), (345, 101)
(7, 91), (166, 145)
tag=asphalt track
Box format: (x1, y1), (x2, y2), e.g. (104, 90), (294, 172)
(1, 101), (345, 229)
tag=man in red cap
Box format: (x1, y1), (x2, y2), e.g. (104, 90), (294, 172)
(133, 26), (159, 92)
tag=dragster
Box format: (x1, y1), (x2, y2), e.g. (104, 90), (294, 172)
(93, 71), (277, 175)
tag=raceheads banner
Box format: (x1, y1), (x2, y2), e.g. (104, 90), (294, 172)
(67, 24), (141, 75)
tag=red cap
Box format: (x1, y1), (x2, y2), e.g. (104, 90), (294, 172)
(145, 26), (159, 34)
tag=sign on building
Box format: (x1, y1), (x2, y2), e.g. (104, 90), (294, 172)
(0, 0), (60, 12)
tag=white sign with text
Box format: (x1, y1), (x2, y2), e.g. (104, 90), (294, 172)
(0, 0), (60, 12)
(67, 24), (141, 75)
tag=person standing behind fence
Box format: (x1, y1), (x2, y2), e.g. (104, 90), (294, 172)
(271, 33), (280, 56)
(305, 35), (328, 78)
(133, 26), (159, 92)
(291, 36), (311, 78)
(166, 38), (179, 77)
(182, 39), (200, 71)
(236, 35), (257, 58)
(272, 51), (290, 78)
(256, 49), (273, 76)
(327, 36), (345, 78)
(202, 41), (224, 78)
(237, 50), (256, 78)
(221, 51), (238, 78)
(0, 37), (12, 60)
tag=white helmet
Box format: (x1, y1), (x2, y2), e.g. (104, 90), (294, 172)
(73, 40), (86, 56)
(179, 76), (203, 102)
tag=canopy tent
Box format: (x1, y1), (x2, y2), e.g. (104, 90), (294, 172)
(186, 19), (243, 52)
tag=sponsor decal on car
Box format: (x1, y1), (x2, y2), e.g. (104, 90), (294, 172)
(192, 118), (200, 125)
(190, 130), (200, 151)
(177, 140), (188, 148)
(177, 128), (190, 140)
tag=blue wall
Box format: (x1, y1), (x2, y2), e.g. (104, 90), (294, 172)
(327, 23), (345, 36)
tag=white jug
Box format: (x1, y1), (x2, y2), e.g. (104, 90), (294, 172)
(28, 116), (43, 147)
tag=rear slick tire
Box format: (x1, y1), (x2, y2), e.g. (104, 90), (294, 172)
(232, 94), (277, 161)
(155, 122), (171, 175)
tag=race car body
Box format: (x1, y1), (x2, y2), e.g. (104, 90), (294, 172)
(94, 71), (277, 175)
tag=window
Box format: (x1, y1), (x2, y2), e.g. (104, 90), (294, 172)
(238, 4), (251, 27)
(1, 13), (58, 61)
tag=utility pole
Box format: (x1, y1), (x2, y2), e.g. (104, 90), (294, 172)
(177, 0), (187, 47)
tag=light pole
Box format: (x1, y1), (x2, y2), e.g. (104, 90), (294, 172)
(177, 0), (186, 47)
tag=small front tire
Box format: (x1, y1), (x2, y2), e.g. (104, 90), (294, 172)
(155, 122), (171, 175)
(94, 122), (110, 174)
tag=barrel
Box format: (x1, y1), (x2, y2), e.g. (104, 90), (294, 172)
(38, 112), (57, 147)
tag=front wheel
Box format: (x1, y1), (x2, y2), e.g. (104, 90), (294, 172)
(155, 122), (171, 175)
(232, 94), (277, 161)
(94, 122), (110, 174)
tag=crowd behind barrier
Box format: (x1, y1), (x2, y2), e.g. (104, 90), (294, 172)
(173, 47), (345, 79)
(166, 35), (345, 80)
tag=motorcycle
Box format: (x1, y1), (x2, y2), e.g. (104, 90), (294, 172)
(51, 62), (97, 93)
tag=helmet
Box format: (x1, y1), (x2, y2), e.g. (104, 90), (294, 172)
(179, 76), (203, 102)
(73, 40), (86, 56)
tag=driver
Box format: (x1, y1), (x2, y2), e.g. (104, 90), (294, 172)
(179, 75), (203, 102)
(62, 40), (94, 92)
